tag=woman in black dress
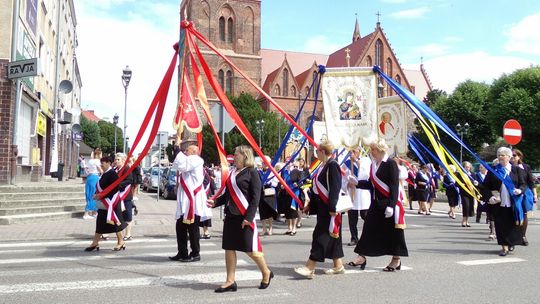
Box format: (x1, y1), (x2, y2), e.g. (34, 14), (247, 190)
(259, 160), (279, 236)
(85, 156), (128, 252)
(294, 141), (344, 279)
(511, 149), (537, 246)
(457, 161), (477, 227)
(349, 139), (408, 271)
(484, 147), (526, 256)
(209, 145), (273, 292)
(442, 165), (459, 219)
(415, 164), (430, 215)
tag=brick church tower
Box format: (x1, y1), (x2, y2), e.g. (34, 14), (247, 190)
(180, 0), (262, 99)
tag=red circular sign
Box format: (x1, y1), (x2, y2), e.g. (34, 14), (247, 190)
(226, 154), (234, 164)
(503, 119), (522, 145)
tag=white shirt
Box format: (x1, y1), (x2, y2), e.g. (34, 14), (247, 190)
(86, 159), (101, 175)
(500, 163), (512, 208)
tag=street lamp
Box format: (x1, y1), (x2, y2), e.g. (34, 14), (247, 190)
(255, 119), (265, 149)
(122, 65), (132, 153)
(113, 113), (119, 154)
(378, 80), (384, 98)
(125, 136), (130, 153)
(456, 122), (470, 163)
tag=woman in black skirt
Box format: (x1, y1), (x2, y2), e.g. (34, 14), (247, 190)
(259, 160), (278, 236)
(294, 141), (344, 279)
(415, 164), (430, 214)
(85, 156), (128, 252)
(484, 147), (526, 256)
(442, 165), (459, 219)
(457, 161), (477, 227)
(349, 139), (408, 271)
(209, 145), (273, 292)
(200, 166), (216, 239)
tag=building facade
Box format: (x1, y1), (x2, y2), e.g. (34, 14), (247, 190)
(0, 0), (81, 184)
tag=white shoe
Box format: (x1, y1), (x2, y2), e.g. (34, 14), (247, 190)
(294, 267), (314, 279)
(82, 215), (93, 220)
(324, 266), (345, 275)
(133, 196), (139, 201)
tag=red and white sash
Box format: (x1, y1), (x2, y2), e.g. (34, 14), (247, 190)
(178, 174), (203, 224)
(370, 161), (406, 230)
(227, 168), (263, 255)
(96, 181), (121, 225)
(115, 166), (131, 211)
(313, 169), (342, 239)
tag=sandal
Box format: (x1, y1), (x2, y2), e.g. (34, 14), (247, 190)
(383, 258), (401, 272)
(347, 260), (366, 270)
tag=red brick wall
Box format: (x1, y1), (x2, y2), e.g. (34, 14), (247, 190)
(0, 60), (15, 184)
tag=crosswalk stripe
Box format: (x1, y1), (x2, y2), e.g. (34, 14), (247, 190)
(0, 237), (177, 248)
(457, 257), (525, 266)
(0, 250), (225, 265)
(0, 270), (263, 294)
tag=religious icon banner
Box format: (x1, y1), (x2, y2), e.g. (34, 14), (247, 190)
(321, 67), (377, 148)
(377, 95), (407, 156)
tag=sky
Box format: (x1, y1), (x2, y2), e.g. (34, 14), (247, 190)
(74, 0), (540, 150)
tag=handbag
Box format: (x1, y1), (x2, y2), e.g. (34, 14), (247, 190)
(327, 161), (353, 213)
(263, 187), (276, 196)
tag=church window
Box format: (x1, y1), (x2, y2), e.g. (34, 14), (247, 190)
(396, 74), (401, 85)
(386, 58), (392, 76)
(305, 86), (310, 98)
(227, 18), (234, 43)
(291, 86), (297, 97)
(366, 56), (372, 67)
(375, 39), (383, 67)
(219, 17), (225, 41)
(283, 69), (289, 96)
(226, 70), (233, 94)
(218, 69), (225, 89)
(274, 84), (281, 96)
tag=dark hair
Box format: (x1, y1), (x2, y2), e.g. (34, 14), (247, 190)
(100, 156), (113, 163)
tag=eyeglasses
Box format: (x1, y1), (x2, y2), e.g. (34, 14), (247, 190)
(512, 154), (517, 157)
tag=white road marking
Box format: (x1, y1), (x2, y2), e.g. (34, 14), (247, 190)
(0, 243), (216, 255)
(457, 257), (525, 266)
(0, 238), (175, 248)
(0, 270), (263, 294)
(0, 250), (225, 265)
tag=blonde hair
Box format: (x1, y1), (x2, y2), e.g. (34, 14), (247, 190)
(317, 141), (334, 156)
(115, 152), (127, 161)
(91, 148), (102, 159)
(235, 145), (255, 168)
(447, 164), (456, 173)
(369, 138), (389, 152)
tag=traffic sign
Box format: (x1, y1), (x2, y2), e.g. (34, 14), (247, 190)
(503, 119), (522, 145)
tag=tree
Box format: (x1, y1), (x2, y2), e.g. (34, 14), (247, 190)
(98, 120), (123, 155)
(488, 66), (540, 168)
(80, 115), (101, 149)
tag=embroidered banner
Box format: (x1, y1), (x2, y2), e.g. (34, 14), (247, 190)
(321, 67), (377, 148)
(378, 95), (407, 156)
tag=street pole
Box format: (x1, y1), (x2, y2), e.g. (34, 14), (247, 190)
(122, 66), (132, 154)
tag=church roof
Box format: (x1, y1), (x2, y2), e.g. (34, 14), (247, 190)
(326, 33), (373, 67)
(261, 66), (282, 93)
(295, 63), (317, 89)
(261, 49), (328, 85)
(403, 64), (433, 100)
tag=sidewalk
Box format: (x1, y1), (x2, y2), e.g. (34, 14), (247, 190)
(0, 192), (224, 242)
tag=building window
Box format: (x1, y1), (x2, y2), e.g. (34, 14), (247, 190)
(375, 39), (383, 67)
(291, 86), (297, 97)
(283, 69), (289, 96)
(366, 56), (372, 67)
(218, 69), (224, 89)
(226, 70), (233, 94)
(227, 18), (234, 43)
(396, 74), (401, 85)
(219, 17), (225, 41)
(305, 87), (310, 98)
(386, 58), (392, 76)
(274, 84), (281, 96)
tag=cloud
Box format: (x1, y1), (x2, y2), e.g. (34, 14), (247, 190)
(302, 35), (342, 54)
(407, 51), (535, 93)
(389, 7), (429, 19)
(505, 12), (540, 55)
(76, 1), (180, 151)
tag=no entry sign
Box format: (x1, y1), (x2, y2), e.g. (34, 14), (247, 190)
(503, 119), (522, 145)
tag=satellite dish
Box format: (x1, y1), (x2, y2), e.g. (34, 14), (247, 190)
(72, 123), (82, 133)
(58, 80), (73, 94)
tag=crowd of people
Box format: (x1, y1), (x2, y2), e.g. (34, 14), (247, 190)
(81, 140), (537, 292)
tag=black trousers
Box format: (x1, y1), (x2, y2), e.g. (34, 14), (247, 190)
(348, 209), (359, 242)
(175, 215), (201, 258)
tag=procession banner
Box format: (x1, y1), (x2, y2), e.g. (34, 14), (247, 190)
(321, 67), (377, 148)
(377, 95), (407, 156)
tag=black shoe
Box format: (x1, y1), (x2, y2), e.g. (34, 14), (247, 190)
(180, 256), (194, 262)
(215, 282), (237, 293)
(383, 261), (401, 272)
(168, 255), (181, 261)
(84, 245), (99, 252)
(509, 246), (515, 252)
(347, 240), (358, 246)
(190, 255), (201, 262)
(499, 250), (509, 256)
(523, 238), (529, 246)
(259, 271), (274, 289)
(347, 259), (367, 270)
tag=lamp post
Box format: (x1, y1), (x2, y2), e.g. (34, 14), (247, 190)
(378, 80), (384, 98)
(255, 119), (265, 149)
(122, 65), (132, 153)
(113, 113), (119, 154)
(125, 137), (130, 153)
(456, 122), (470, 163)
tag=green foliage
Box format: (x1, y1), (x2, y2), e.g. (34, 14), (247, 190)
(488, 66), (540, 168)
(80, 115), (101, 149)
(97, 120), (123, 154)
(200, 92), (288, 164)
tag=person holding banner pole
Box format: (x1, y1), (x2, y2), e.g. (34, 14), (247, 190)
(294, 141), (345, 279)
(349, 139), (408, 271)
(209, 145), (273, 292)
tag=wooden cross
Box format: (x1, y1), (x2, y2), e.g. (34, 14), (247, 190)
(345, 48), (351, 67)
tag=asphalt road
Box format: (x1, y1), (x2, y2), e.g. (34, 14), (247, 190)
(1, 192), (539, 304)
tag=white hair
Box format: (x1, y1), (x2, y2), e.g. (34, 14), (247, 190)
(497, 147), (512, 157)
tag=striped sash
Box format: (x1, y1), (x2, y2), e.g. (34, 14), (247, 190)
(313, 169), (342, 239)
(96, 182), (121, 225)
(370, 162), (406, 229)
(179, 175), (203, 224)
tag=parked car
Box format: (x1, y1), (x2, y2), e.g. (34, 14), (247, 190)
(142, 167), (162, 192)
(159, 167), (177, 200)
